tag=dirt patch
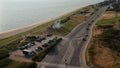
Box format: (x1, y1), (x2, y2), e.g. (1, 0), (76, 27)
(113, 22), (120, 30)
(93, 26), (104, 36)
(94, 42), (115, 68)
(9, 50), (32, 62)
(117, 13), (120, 16)
(99, 13), (116, 20)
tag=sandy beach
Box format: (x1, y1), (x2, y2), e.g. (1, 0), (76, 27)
(0, 7), (81, 40)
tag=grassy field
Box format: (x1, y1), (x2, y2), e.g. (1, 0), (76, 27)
(96, 16), (120, 25)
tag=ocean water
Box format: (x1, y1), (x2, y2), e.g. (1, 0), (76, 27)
(0, 0), (104, 32)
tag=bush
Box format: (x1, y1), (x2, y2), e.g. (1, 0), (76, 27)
(17, 62), (37, 68)
(61, 17), (70, 23)
(0, 49), (9, 60)
(0, 58), (12, 67)
(99, 28), (120, 52)
(32, 38), (62, 61)
(4, 41), (20, 51)
(89, 45), (95, 56)
(26, 36), (37, 42)
(19, 41), (28, 47)
(32, 49), (47, 61)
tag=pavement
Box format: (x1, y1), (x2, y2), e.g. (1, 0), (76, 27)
(37, 6), (109, 68)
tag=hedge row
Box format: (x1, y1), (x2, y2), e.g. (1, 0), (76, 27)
(0, 58), (12, 67)
(17, 62), (37, 68)
(32, 38), (62, 61)
(0, 49), (9, 60)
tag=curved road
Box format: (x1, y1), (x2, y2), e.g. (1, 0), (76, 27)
(38, 6), (109, 68)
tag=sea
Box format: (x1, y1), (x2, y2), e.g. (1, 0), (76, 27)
(0, 0), (104, 33)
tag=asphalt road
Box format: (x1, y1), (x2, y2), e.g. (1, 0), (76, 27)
(38, 6), (109, 68)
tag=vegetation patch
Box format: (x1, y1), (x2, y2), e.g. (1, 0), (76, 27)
(98, 28), (120, 52)
(0, 49), (9, 60)
(96, 17), (120, 25)
(87, 8), (120, 68)
(16, 62), (37, 68)
(0, 58), (12, 68)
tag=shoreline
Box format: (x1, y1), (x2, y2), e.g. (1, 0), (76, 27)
(0, 7), (83, 40)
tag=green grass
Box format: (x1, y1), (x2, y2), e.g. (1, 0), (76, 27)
(96, 17), (120, 25)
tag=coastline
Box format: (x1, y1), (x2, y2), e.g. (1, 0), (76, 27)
(0, 7), (83, 40)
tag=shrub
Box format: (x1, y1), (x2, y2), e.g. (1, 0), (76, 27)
(0, 49), (9, 60)
(17, 62), (37, 68)
(32, 49), (47, 61)
(0, 58), (12, 67)
(61, 17), (70, 23)
(98, 28), (120, 52)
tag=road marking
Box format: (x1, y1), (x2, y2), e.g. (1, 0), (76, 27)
(38, 62), (83, 68)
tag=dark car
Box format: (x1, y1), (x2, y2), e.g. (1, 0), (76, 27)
(46, 34), (52, 37)
(36, 37), (46, 42)
(82, 38), (86, 41)
(42, 43), (48, 47)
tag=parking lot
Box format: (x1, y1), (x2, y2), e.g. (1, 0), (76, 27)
(9, 34), (61, 62)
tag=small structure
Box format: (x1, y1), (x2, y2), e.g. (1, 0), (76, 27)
(52, 20), (61, 29)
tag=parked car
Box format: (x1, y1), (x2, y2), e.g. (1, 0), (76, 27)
(42, 43), (48, 47)
(48, 40), (54, 44)
(52, 37), (57, 41)
(23, 49), (36, 56)
(35, 47), (43, 52)
(26, 42), (35, 48)
(19, 46), (27, 50)
(19, 42), (35, 50)
(46, 33), (52, 37)
(36, 37), (46, 42)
